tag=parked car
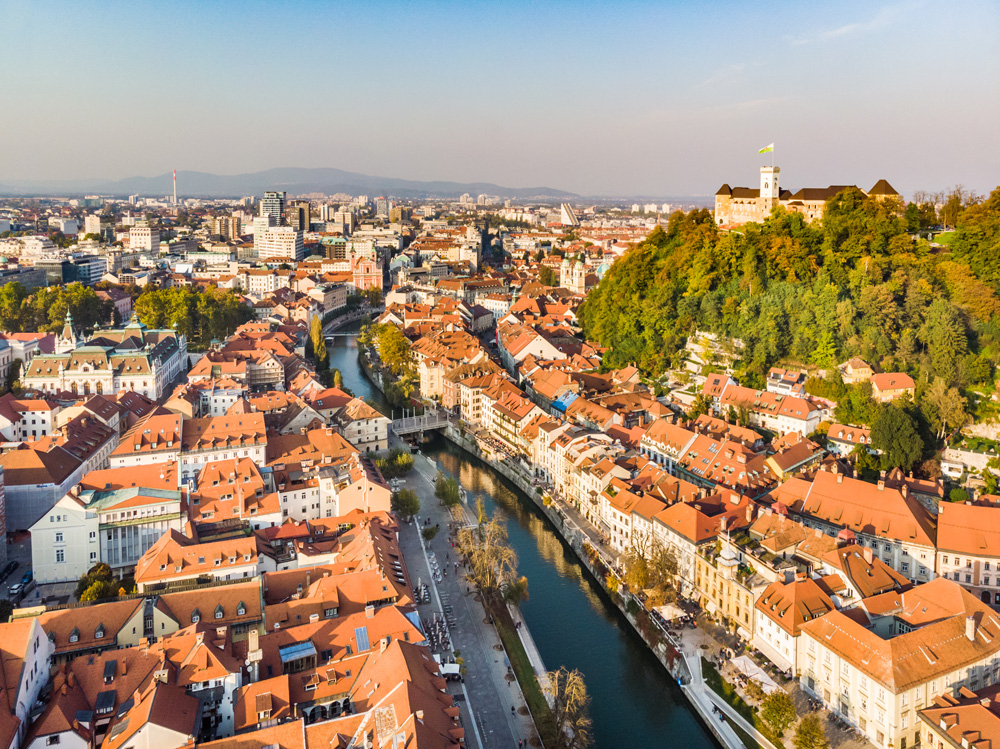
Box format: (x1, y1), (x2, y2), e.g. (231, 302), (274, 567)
(19, 571), (32, 586)
(0, 561), (18, 581)
(8, 583), (23, 599)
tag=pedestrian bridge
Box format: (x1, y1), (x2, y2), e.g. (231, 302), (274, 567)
(392, 410), (454, 435)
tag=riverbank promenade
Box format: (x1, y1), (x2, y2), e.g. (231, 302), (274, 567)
(396, 451), (541, 749)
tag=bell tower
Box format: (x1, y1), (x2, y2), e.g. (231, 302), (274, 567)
(759, 166), (780, 216)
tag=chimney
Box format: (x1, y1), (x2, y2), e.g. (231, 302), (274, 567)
(877, 480), (885, 491)
(862, 546), (873, 564)
(249, 629), (259, 652)
(196, 632), (204, 646)
(310, 613), (319, 623)
(365, 604), (375, 618)
(901, 484), (908, 498)
(982, 698), (992, 708)
(121, 659), (127, 675)
(967, 616), (977, 642)
(746, 504), (754, 523)
(837, 473), (843, 484)
(415, 710), (424, 721)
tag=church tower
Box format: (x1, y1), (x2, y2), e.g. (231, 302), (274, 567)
(56, 311), (78, 354)
(759, 166), (780, 217)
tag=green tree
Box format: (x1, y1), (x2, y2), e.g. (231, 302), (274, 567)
(794, 714), (829, 749)
(687, 393), (713, 420)
(74, 563), (115, 600)
(80, 579), (117, 602)
(310, 315), (327, 368)
(5, 358), (21, 395)
(924, 300), (967, 384)
(434, 471), (461, 507)
(871, 403), (924, 470)
(332, 369), (343, 389)
(375, 324), (414, 376)
(812, 330), (837, 367)
(760, 690), (797, 738)
(949, 487), (971, 503)
(922, 378), (968, 440)
(0, 282), (26, 331)
(391, 488), (420, 521)
(539, 265), (558, 286)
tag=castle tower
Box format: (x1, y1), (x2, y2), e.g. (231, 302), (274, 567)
(759, 166), (780, 217)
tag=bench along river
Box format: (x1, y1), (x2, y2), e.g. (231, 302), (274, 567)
(329, 326), (718, 748)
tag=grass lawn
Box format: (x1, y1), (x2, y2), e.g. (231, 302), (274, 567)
(702, 658), (784, 749)
(727, 717), (761, 749)
(935, 231), (956, 246)
(486, 595), (557, 746)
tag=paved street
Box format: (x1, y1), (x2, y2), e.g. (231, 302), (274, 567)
(397, 451), (540, 749)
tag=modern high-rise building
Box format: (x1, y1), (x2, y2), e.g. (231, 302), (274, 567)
(260, 191), (286, 225)
(287, 201), (311, 232)
(559, 204), (579, 227)
(375, 197), (390, 218)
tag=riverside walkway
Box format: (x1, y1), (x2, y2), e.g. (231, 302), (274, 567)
(396, 452), (541, 749)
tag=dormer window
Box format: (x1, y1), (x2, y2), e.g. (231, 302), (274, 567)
(215, 605), (224, 620)
(95, 625), (105, 639)
(237, 602), (246, 616)
(191, 609), (201, 623)
(69, 628), (79, 643)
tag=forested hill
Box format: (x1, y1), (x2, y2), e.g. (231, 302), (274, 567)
(579, 186), (1000, 389)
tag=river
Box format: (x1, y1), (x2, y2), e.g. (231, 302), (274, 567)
(328, 326), (717, 749)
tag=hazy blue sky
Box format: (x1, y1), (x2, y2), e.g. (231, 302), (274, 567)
(1, 0), (998, 197)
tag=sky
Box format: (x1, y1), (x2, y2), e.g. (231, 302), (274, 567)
(0, 0), (998, 198)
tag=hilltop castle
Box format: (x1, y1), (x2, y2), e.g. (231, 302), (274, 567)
(714, 166), (898, 227)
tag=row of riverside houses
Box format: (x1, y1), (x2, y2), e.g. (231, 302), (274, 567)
(0, 299), (463, 749)
(373, 266), (1000, 749)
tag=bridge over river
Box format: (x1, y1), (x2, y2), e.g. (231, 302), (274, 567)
(391, 409), (454, 436)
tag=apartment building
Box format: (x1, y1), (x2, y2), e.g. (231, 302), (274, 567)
(798, 579), (1000, 749)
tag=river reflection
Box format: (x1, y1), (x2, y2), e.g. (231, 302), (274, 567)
(329, 328), (716, 748)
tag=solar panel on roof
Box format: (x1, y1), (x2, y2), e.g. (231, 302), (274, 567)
(355, 626), (371, 652)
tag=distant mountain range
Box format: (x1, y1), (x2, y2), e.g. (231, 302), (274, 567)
(0, 167), (579, 200)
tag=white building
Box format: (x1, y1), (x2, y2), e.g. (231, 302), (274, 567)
(254, 227), (304, 262)
(129, 225), (160, 252)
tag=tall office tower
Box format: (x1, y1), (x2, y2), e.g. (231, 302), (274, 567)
(319, 203), (331, 222)
(288, 201), (311, 232)
(260, 191), (286, 224)
(375, 197), (390, 218)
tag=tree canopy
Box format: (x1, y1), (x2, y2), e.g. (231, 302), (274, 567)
(579, 188), (1000, 390)
(134, 286), (253, 349)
